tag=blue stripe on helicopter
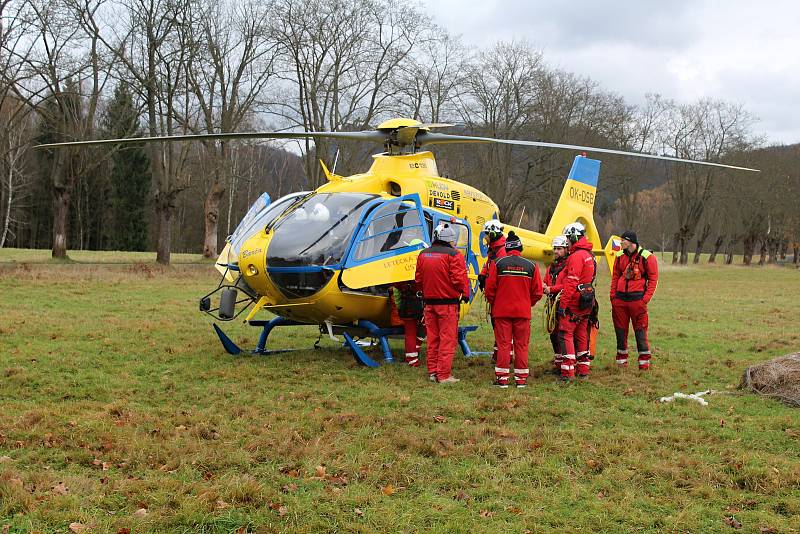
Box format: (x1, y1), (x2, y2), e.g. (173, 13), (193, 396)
(267, 265), (338, 273)
(567, 156), (601, 188)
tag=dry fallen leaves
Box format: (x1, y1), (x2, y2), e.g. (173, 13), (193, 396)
(381, 485), (395, 496)
(479, 510), (495, 518)
(51, 482), (69, 495)
(134, 508), (148, 518)
(724, 516), (743, 529)
(215, 500), (230, 510)
(433, 415), (446, 423)
(68, 523), (88, 533)
(354, 508), (364, 517)
(116, 529), (131, 534)
(759, 527), (778, 534)
(315, 465), (327, 478)
(0, 456), (11, 463)
(454, 490), (470, 501)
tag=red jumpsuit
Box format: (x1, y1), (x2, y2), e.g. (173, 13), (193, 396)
(390, 282), (424, 367)
(485, 250), (543, 386)
(479, 235), (507, 359)
(610, 247), (659, 369)
(545, 256), (568, 371)
(558, 236), (595, 379)
(414, 241), (470, 381)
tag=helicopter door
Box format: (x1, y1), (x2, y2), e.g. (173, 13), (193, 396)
(340, 194), (430, 289)
(430, 213), (480, 304)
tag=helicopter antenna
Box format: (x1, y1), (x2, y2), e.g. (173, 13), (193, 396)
(332, 148), (340, 175)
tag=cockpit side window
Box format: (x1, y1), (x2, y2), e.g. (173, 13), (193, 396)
(352, 201), (426, 260)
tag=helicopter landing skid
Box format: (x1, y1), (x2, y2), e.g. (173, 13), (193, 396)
(458, 326), (493, 358)
(213, 317), (488, 365)
(212, 316), (306, 355)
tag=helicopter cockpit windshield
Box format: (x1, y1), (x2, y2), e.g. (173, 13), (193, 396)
(228, 191), (309, 258)
(267, 192), (378, 298)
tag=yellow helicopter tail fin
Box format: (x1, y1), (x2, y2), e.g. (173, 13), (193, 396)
(545, 155), (603, 258)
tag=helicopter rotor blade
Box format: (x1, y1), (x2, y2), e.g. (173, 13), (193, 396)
(35, 130), (387, 149)
(416, 132), (760, 172)
(417, 123), (455, 129)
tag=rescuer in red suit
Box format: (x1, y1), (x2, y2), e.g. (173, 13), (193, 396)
(542, 235), (570, 373)
(414, 223), (470, 384)
(558, 222), (596, 381)
(610, 230), (659, 370)
(484, 231), (543, 388)
(477, 219), (507, 361)
(389, 280), (425, 367)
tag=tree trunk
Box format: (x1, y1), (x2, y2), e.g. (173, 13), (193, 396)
(672, 234), (680, 264)
(203, 180), (225, 258)
(156, 198), (172, 266)
(679, 238), (689, 265)
(742, 236), (755, 265)
(52, 186), (70, 259)
(793, 244), (799, 264)
(768, 239), (779, 264)
(758, 239), (767, 266)
(0, 167), (12, 248)
(708, 235), (724, 263)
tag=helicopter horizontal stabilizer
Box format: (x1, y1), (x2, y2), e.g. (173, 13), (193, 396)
(604, 235), (623, 275)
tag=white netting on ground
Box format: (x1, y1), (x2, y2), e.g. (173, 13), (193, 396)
(740, 353), (800, 407)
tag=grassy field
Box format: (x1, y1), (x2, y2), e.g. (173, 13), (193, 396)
(1, 253), (799, 533)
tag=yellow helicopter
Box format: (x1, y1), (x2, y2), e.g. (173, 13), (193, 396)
(40, 118), (757, 366)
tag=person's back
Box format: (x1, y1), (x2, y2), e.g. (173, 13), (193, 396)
(414, 223), (469, 383)
(484, 231), (542, 388)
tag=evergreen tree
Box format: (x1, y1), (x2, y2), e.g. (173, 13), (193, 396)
(103, 83), (150, 251)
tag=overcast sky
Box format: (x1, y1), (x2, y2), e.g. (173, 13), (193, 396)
(421, 0), (799, 145)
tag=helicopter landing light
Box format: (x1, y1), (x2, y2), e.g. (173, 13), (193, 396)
(247, 264), (259, 276)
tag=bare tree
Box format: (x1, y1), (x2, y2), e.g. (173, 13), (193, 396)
(393, 30), (469, 123)
(13, 0), (109, 258)
(660, 99), (758, 264)
(0, 0), (38, 247)
(184, 0), (279, 258)
(270, 0), (424, 185)
(81, 0), (194, 264)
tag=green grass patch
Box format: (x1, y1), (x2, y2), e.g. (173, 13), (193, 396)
(0, 248), (206, 264)
(0, 257), (799, 533)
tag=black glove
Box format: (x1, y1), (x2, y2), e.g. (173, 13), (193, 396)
(477, 274), (486, 291)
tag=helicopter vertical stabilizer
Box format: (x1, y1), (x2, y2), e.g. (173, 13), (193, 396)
(545, 155), (605, 265)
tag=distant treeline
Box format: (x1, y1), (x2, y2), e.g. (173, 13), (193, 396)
(0, 0), (796, 265)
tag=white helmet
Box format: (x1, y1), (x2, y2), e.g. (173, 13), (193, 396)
(563, 222), (586, 242)
(434, 223), (457, 244)
(551, 235), (569, 248)
(483, 219), (504, 235)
